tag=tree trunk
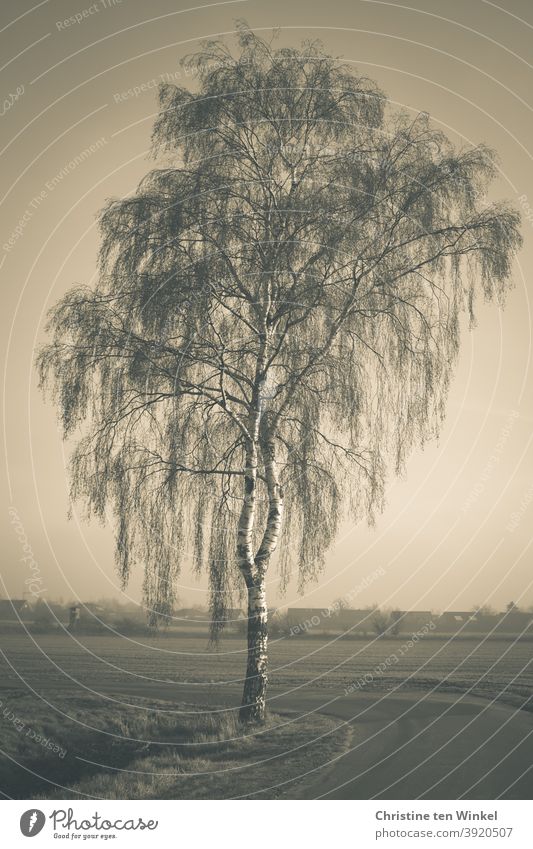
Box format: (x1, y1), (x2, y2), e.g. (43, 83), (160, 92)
(239, 580), (268, 723)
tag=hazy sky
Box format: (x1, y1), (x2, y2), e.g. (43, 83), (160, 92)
(2, 0), (532, 614)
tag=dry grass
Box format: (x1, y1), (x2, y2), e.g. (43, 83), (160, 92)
(0, 691), (350, 800)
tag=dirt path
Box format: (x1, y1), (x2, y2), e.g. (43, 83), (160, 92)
(91, 680), (533, 799)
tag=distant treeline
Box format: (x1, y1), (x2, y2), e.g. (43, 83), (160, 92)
(1, 598), (531, 639)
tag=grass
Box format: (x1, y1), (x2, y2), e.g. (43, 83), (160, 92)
(0, 691), (350, 800)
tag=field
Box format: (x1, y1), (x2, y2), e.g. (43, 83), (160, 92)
(1, 630), (532, 799)
(1, 630), (532, 705)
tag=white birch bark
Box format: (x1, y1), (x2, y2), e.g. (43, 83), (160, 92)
(239, 414), (284, 722)
(239, 580), (268, 723)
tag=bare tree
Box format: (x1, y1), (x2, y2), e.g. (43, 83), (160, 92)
(388, 609), (402, 637)
(472, 604), (496, 616)
(37, 24), (521, 723)
(371, 611), (389, 637)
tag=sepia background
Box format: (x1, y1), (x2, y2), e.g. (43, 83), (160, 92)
(2, 0), (532, 615)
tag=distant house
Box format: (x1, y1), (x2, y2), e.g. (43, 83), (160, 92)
(496, 611), (533, 633)
(334, 609), (376, 632)
(287, 607), (377, 634)
(399, 611), (435, 633)
(436, 611), (471, 632)
(435, 611), (496, 633)
(0, 599), (29, 621)
(286, 606), (533, 638)
(287, 608), (324, 632)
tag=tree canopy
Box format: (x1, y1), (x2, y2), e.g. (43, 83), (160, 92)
(38, 24), (521, 639)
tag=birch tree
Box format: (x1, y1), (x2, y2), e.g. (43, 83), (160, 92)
(38, 24), (521, 723)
